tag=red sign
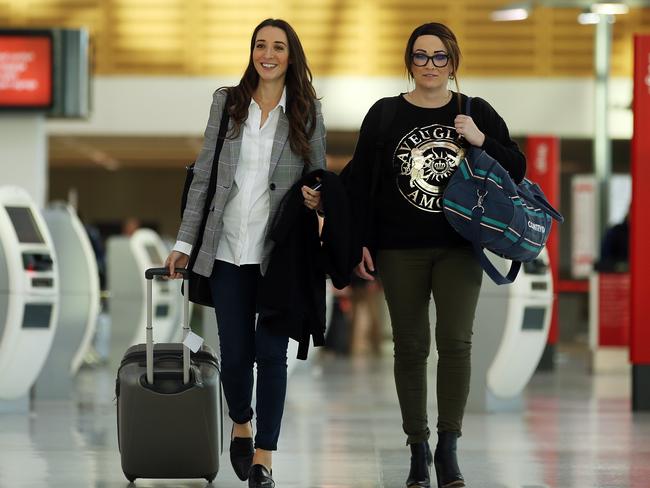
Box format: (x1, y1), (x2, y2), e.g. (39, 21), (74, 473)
(0, 34), (52, 108)
(598, 273), (630, 346)
(631, 36), (650, 364)
(526, 136), (560, 344)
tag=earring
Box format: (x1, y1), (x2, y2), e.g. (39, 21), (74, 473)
(449, 74), (455, 80)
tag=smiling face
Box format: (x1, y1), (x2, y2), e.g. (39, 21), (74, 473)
(252, 26), (290, 83)
(410, 35), (452, 91)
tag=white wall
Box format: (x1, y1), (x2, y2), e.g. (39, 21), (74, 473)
(45, 76), (633, 139)
(0, 115), (48, 207)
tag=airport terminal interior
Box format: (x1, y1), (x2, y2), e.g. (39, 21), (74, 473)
(2, 1), (650, 487)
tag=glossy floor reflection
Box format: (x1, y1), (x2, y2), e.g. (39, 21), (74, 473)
(0, 349), (648, 488)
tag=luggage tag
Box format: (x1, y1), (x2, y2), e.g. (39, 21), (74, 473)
(183, 330), (204, 353)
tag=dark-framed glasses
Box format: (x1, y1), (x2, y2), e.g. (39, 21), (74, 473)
(411, 52), (449, 68)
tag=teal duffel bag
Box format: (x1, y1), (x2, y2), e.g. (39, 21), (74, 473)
(442, 99), (564, 285)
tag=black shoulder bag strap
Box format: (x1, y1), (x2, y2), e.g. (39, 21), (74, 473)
(184, 91), (231, 306)
(202, 92), (231, 228)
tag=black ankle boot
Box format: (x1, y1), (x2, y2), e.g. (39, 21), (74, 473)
(433, 431), (465, 488)
(406, 441), (431, 488)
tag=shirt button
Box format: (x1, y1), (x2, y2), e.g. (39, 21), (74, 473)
(269, 183), (276, 191)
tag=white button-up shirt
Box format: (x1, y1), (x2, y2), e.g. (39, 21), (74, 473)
(174, 88), (286, 266)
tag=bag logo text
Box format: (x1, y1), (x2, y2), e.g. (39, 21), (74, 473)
(528, 221), (545, 233)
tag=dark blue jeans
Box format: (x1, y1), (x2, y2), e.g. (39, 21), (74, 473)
(209, 260), (289, 451)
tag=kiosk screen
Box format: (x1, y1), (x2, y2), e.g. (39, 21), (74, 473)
(155, 304), (169, 318)
(6, 207), (45, 243)
(22, 303), (52, 328)
(522, 307), (546, 330)
(145, 244), (163, 265)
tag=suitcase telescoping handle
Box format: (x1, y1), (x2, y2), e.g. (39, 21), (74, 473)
(145, 267), (190, 385)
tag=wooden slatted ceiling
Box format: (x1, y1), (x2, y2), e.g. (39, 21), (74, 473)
(107, 0), (185, 73)
(459, 0), (536, 75)
(0, 2), (11, 24)
(1, 0), (650, 77)
(17, 0), (99, 28)
(547, 8), (594, 75)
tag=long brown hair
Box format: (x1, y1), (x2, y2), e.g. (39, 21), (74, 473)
(222, 19), (317, 164)
(404, 22), (462, 112)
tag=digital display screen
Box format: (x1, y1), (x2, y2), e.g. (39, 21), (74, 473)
(22, 303), (52, 328)
(523, 259), (548, 275)
(522, 307), (546, 331)
(5, 206), (45, 244)
(0, 31), (53, 109)
(155, 304), (170, 318)
(145, 244), (163, 265)
(22, 253), (53, 271)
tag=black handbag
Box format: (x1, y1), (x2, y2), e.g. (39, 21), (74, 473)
(180, 91), (230, 307)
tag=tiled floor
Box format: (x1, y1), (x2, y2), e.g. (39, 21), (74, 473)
(0, 349), (648, 488)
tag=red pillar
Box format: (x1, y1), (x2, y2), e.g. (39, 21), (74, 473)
(526, 136), (561, 370)
(631, 35), (650, 410)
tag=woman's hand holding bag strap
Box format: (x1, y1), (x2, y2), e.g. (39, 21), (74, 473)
(442, 97), (564, 285)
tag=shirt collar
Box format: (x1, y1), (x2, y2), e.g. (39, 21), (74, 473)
(278, 87), (287, 112)
(250, 87), (287, 113)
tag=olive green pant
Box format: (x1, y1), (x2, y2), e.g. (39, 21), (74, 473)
(377, 247), (483, 444)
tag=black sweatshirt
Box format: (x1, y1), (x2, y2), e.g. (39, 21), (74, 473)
(344, 92), (526, 250)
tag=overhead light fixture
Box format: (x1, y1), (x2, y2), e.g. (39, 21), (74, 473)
(577, 10), (617, 24)
(590, 1), (629, 15)
(578, 11), (600, 24)
(491, 2), (531, 21)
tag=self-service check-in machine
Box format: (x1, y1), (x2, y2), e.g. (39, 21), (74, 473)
(429, 248), (553, 412)
(33, 203), (101, 399)
(0, 187), (59, 408)
(107, 228), (178, 367)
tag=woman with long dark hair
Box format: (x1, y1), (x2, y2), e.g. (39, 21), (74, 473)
(165, 18), (325, 488)
(344, 22), (526, 487)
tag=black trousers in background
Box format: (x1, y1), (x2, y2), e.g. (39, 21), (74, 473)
(377, 247), (483, 444)
(208, 260), (289, 451)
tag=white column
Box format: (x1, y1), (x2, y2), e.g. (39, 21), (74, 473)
(594, 14), (613, 242)
(0, 114), (48, 207)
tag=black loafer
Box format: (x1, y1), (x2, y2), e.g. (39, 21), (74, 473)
(230, 427), (254, 481)
(248, 464), (275, 488)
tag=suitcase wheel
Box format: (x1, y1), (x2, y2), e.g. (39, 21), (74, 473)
(205, 472), (217, 482)
(124, 473), (136, 483)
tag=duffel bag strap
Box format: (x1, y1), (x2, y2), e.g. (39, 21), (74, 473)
(531, 191), (564, 223)
(470, 206), (521, 285)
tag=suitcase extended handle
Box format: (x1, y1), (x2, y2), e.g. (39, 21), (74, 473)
(145, 267), (188, 279)
(144, 267), (191, 386)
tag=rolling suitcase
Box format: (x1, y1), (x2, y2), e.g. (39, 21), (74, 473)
(116, 267), (223, 483)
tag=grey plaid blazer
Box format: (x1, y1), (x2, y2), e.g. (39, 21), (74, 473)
(176, 89), (327, 277)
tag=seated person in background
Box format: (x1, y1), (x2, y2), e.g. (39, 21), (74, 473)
(597, 213), (629, 272)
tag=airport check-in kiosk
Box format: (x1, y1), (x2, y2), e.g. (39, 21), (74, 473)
(429, 248), (553, 412)
(0, 187), (59, 405)
(107, 229), (178, 367)
(33, 203), (101, 399)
